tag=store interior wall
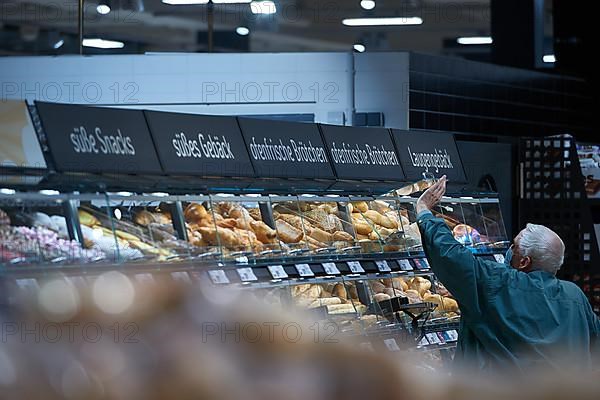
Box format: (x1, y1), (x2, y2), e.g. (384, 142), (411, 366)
(0, 52), (358, 125)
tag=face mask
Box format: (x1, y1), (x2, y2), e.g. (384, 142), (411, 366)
(504, 247), (513, 266)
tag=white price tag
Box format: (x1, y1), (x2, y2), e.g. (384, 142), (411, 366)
(426, 333), (442, 345)
(237, 267), (258, 282)
(418, 337), (430, 347)
(322, 262), (340, 275)
(446, 330), (459, 341)
(171, 271), (192, 284)
(267, 265), (288, 279)
(134, 273), (155, 285)
(375, 260), (391, 272)
(347, 261), (365, 274)
(397, 259), (413, 271)
(208, 270), (230, 285)
(493, 254), (505, 263)
(16, 278), (38, 291)
(384, 338), (401, 352)
(295, 263), (314, 277)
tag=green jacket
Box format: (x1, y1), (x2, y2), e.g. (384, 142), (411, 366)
(417, 211), (600, 373)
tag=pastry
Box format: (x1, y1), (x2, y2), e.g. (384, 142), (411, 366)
(373, 293), (391, 302)
(351, 201), (368, 213)
(352, 215), (373, 235)
(363, 210), (398, 229)
(306, 225), (333, 243)
(134, 210), (156, 226)
(370, 281), (386, 294)
(308, 297), (341, 309)
(370, 200), (391, 214)
(405, 289), (422, 304)
(291, 284), (312, 297)
(277, 214), (304, 231)
(248, 208), (262, 221)
(78, 210), (99, 227)
(304, 235), (327, 249)
(332, 283), (347, 299)
(383, 288), (405, 298)
(332, 230), (354, 242)
(408, 277), (432, 296)
(184, 203), (208, 222)
(249, 220), (277, 244)
(275, 219), (303, 243)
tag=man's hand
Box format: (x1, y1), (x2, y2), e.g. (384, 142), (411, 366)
(416, 175), (447, 215)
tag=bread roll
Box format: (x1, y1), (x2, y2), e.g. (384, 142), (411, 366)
(392, 278), (409, 292)
(308, 297), (341, 309)
(78, 210), (99, 227)
(405, 289), (422, 303)
(326, 304), (356, 314)
(352, 215), (373, 235)
(134, 210), (155, 226)
(275, 220), (303, 243)
(114, 229), (141, 242)
(332, 230), (354, 242)
(370, 281), (386, 294)
(408, 277), (432, 296)
(441, 297), (459, 312)
(249, 220), (277, 244)
(248, 208), (262, 221)
(306, 225), (333, 243)
(277, 214), (304, 231)
(383, 288), (405, 298)
(370, 200), (391, 214)
(332, 283), (347, 299)
(351, 201), (369, 213)
(291, 284), (312, 297)
(363, 210), (398, 229)
(373, 293), (391, 302)
(184, 203), (208, 222)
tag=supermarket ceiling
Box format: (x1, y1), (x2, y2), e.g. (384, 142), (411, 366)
(0, 0), (493, 58)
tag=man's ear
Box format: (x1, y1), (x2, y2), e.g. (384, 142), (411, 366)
(518, 256), (532, 271)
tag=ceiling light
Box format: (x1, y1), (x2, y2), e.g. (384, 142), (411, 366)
(456, 36), (493, 45)
(360, 0), (376, 10)
(543, 54), (556, 63)
(236, 26), (250, 35)
(342, 17), (423, 26)
(53, 39), (64, 49)
(96, 1), (111, 14)
(251, 1), (276, 14)
(82, 38), (125, 49)
(353, 43), (365, 52)
(162, 0), (209, 4)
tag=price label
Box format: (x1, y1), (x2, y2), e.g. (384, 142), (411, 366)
(237, 267), (258, 282)
(347, 261), (365, 274)
(322, 262), (340, 275)
(397, 259), (413, 271)
(417, 337), (430, 347)
(493, 254), (505, 263)
(436, 332), (447, 344)
(16, 278), (38, 291)
(375, 260), (391, 272)
(383, 338), (400, 352)
(418, 258), (430, 269)
(134, 273), (155, 285)
(268, 265), (288, 279)
(295, 263), (314, 277)
(425, 333), (442, 345)
(171, 271), (192, 284)
(208, 270), (230, 285)
(446, 330), (459, 341)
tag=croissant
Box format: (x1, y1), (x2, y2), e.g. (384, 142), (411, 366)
(250, 220), (278, 244)
(184, 203), (208, 222)
(275, 220), (303, 243)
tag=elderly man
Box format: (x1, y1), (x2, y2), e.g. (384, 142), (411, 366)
(417, 175), (600, 373)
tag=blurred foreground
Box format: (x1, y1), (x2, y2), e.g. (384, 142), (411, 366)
(1, 271), (599, 400)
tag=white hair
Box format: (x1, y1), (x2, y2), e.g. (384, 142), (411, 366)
(517, 223), (565, 274)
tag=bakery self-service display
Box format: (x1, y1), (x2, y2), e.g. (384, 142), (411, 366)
(1, 189), (508, 370)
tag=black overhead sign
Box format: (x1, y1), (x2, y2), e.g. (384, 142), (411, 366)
(319, 124), (405, 181)
(35, 102), (162, 174)
(144, 111), (254, 177)
(237, 117), (335, 180)
(391, 129), (467, 183)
